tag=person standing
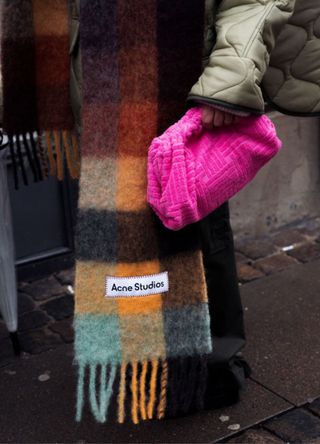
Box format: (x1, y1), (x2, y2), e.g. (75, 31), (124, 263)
(67, 0), (320, 416)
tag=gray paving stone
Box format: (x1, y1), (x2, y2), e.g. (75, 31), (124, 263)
(264, 408), (320, 443)
(17, 292), (35, 315)
(287, 242), (320, 263)
(18, 328), (62, 354)
(0, 344), (291, 443)
(254, 253), (298, 275)
(18, 281), (30, 292)
(308, 399), (320, 418)
(235, 240), (277, 260)
(226, 428), (284, 443)
(237, 263), (265, 283)
(235, 252), (250, 265)
(49, 319), (74, 343)
(55, 268), (75, 286)
(241, 260), (320, 405)
(23, 276), (67, 301)
(296, 218), (320, 237)
(0, 338), (15, 367)
(271, 229), (307, 248)
(40, 295), (74, 321)
(18, 310), (51, 332)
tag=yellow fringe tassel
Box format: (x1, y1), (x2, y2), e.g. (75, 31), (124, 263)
(117, 358), (165, 424)
(44, 131), (57, 177)
(117, 362), (127, 424)
(62, 130), (80, 179)
(131, 361), (139, 425)
(157, 359), (168, 420)
(147, 359), (159, 420)
(52, 130), (64, 180)
(43, 129), (80, 181)
(139, 361), (148, 421)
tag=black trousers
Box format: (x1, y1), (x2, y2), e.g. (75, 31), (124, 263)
(201, 201), (245, 359)
(200, 201), (250, 408)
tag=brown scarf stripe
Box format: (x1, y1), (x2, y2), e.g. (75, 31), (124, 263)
(80, 0), (120, 162)
(1, 0), (79, 188)
(117, 0), (159, 160)
(32, 0), (74, 130)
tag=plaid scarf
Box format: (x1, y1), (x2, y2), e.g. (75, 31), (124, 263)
(2, 0), (212, 424)
(1, 0), (80, 188)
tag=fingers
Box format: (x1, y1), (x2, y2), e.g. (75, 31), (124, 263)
(223, 111), (234, 126)
(201, 105), (239, 129)
(201, 106), (214, 128)
(213, 109), (224, 127)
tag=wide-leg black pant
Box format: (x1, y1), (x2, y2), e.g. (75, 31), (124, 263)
(200, 201), (250, 409)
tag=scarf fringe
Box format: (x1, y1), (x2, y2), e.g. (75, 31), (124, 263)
(75, 356), (209, 424)
(75, 358), (167, 425)
(7, 130), (80, 189)
(164, 356), (208, 418)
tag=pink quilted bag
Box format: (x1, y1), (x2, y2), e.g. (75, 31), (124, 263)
(147, 107), (282, 231)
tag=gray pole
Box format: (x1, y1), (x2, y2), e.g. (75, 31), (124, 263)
(0, 136), (20, 354)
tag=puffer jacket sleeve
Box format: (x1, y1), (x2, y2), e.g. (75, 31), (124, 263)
(188, 0), (296, 114)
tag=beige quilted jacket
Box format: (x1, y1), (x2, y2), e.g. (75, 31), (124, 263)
(189, 0), (320, 116)
(69, 0), (320, 123)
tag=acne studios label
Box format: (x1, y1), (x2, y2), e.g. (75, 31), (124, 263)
(105, 272), (169, 298)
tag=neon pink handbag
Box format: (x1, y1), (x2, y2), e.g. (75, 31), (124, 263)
(147, 107), (282, 231)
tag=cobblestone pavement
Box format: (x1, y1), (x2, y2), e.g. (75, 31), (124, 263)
(221, 400), (320, 444)
(0, 268), (75, 365)
(224, 401), (320, 443)
(1, 216), (320, 442)
(235, 217), (320, 284)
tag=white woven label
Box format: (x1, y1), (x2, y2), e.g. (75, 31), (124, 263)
(105, 272), (169, 298)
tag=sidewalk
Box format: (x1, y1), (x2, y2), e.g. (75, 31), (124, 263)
(1, 218), (320, 443)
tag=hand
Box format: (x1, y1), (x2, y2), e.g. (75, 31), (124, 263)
(201, 104), (241, 129)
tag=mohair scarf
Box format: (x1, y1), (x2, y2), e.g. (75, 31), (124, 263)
(1, 0), (80, 188)
(2, 0), (212, 424)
